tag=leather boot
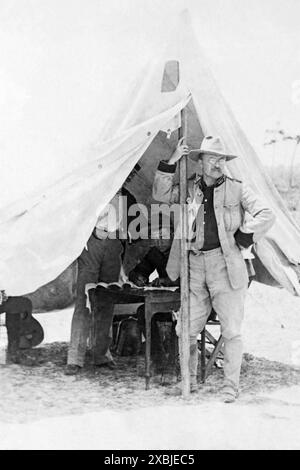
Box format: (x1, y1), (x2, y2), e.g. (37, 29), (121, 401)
(6, 338), (21, 364)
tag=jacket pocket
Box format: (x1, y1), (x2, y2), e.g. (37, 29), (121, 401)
(226, 250), (249, 289)
(223, 202), (241, 231)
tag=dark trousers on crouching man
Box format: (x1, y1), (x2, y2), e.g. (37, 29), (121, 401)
(67, 235), (123, 368)
(0, 296), (33, 362)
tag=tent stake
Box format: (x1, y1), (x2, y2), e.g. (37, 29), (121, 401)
(179, 108), (190, 399)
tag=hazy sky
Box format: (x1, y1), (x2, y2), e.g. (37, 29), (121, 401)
(0, 0), (299, 206)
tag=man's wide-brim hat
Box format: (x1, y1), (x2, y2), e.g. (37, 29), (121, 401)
(189, 136), (238, 162)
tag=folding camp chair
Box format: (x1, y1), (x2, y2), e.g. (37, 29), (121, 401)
(198, 314), (224, 382)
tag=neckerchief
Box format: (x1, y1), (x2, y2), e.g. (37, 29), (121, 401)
(195, 174), (225, 191)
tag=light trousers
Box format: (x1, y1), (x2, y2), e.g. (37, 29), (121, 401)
(178, 248), (247, 389)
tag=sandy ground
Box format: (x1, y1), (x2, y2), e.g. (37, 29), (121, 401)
(0, 281), (300, 450)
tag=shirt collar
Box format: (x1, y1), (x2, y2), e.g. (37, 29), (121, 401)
(195, 174), (225, 190)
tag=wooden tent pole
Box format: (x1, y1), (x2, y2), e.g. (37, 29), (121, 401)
(178, 108), (190, 398)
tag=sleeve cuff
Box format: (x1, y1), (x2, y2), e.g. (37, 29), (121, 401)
(234, 229), (254, 248)
(157, 160), (177, 174)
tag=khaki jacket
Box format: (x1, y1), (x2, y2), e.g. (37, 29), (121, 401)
(152, 162), (276, 289)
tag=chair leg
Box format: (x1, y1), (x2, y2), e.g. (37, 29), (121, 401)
(205, 329), (218, 346)
(204, 335), (224, 380)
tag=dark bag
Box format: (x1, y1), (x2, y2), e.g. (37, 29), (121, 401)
(113, 316), (141, 356)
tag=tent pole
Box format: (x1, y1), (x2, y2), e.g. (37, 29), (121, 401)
(178, 108), (190, 399)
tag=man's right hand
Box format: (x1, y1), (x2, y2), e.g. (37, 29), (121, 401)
(168, 137), (189, 165)
(128, 271), (148, 287)
(151, 277), (179, 287)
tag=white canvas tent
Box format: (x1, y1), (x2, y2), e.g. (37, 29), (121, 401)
(0, 11), (300, 297)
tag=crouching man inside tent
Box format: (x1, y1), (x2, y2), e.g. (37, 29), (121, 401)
(0, 291), (35, 364)
(65, 166), (139, 375)
(152, 136), (276, 402)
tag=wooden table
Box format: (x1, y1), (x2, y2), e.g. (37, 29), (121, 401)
(87, 285), (181, 389)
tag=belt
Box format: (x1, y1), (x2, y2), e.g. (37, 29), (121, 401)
(190, 246), (222, 256)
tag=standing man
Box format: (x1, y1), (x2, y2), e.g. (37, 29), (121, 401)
(65, 165), (139, 375)
(153, 136), (275, 402)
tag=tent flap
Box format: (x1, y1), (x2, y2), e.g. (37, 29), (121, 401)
(0, 10), (299, 297)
